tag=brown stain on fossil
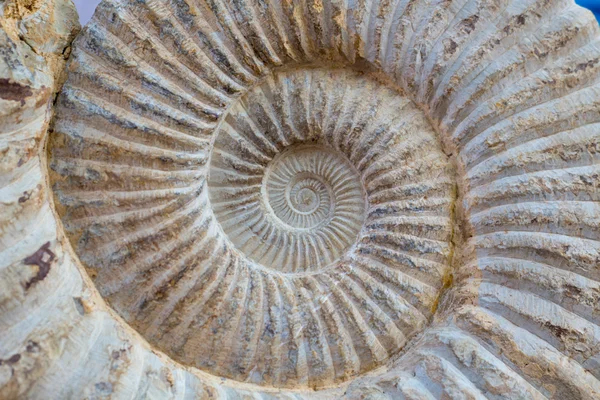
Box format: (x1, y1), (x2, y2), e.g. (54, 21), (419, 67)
(23, 242), (55, 290)
(0, 78), (33, 103)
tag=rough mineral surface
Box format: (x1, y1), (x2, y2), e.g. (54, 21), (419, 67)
(52, 66), (455, 387)
(2, 0), (600, 399)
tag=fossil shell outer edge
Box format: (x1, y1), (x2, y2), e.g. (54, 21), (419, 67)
(1, 0), (600, 398)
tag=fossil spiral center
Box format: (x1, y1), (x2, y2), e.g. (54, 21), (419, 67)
(294, 187), (318, 211)
(265, 146), (360, 232)
(282, 175), (325, 219)
(211, 144), (366, 273)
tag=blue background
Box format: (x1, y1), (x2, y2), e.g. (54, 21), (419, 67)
(577, 0), (600, 22)
(75, 1), (600, 26)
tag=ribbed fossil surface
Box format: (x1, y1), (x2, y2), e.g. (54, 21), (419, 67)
(51, 65), (455, 387)
(2, 0), (600, 398)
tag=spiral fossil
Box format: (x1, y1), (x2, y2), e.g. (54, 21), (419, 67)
(50, 66), (454, 387)
(2, 0), (600, 398)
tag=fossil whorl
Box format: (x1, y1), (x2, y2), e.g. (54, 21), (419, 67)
(2, 0), (600, 398)
(51, 65), (455, 387)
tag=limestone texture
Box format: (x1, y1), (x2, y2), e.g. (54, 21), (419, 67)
(2, 0), (600, 399)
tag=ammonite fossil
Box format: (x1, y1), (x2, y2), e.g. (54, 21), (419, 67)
(2, 0), (600, 398)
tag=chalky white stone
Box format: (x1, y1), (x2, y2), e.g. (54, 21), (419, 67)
(213, 142), (366, 272)
(50, 65), (453, 386)
(2, 0), (600, 398)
